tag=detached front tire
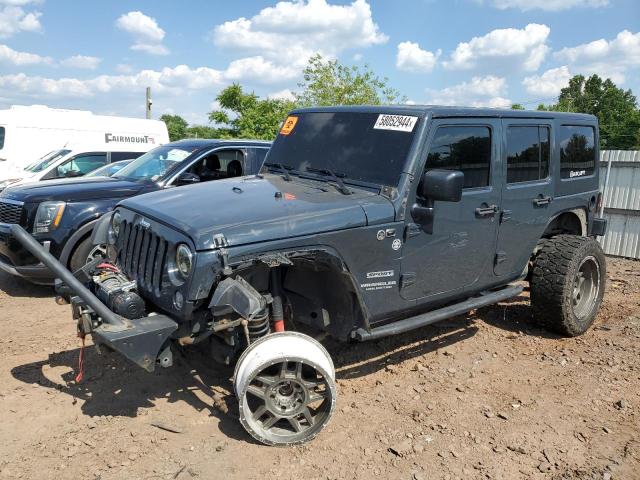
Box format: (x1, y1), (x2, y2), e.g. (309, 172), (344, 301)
(530, 235), (606, 336)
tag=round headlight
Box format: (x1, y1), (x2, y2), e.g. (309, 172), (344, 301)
(111, 211), (122, 237)
(176, 244), (193, 277)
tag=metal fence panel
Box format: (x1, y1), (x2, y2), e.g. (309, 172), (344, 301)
(598, 150), (640, 259)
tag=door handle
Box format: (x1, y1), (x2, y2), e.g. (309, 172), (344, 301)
(475, 204), (498, 217)
(533, 195), (552, 207)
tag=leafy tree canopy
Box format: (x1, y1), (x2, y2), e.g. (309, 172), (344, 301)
(209, 83), (294, 140)
(159, 114), (188, 142)
(538, 74), (640, 149)
(295, 54), (405, 107)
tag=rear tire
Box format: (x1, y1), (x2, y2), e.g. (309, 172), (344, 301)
(69, 236), (107, 272)
(530, 235), (606, 336)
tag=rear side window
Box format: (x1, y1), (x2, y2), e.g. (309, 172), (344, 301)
(0, 127), (4, 149)
(57, 153), (107, 177)
(111, 151), (143, 162)
(426, 126), (491, 189)
(506, 126), (550, 183)
(559, 126), (596, 179)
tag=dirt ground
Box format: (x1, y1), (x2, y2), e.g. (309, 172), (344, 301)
(0, 257), (638, 480)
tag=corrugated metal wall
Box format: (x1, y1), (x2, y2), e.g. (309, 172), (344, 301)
(598, 150), (640, 259)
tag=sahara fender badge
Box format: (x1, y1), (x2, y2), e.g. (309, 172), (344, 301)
(392, 239), (402, 250)
(376, 230), (385, 241)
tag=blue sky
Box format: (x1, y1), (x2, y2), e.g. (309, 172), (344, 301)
(0, 0), (638, 124)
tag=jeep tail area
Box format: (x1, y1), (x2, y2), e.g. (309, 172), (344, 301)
(11, 106), (608, 446)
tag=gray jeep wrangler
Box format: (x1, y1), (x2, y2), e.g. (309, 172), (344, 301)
(13, 106), (607, 446)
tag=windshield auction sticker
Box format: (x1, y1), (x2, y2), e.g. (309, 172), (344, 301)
(373, 114), (418, 132)
(280, 116), (298, 135)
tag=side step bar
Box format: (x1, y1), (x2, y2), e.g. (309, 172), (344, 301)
(352, 284), (523, 342)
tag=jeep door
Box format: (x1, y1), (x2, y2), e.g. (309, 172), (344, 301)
(400, 118), (501, 301)
(494, 119), (554, 278)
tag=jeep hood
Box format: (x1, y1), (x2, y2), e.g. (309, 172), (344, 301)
(0, 176), (147, 203)
(121, 174), (395, 250)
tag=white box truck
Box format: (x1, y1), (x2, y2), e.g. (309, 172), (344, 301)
(0, 105), (169, 187)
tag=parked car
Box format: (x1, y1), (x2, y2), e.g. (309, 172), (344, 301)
(86, 159), (134, 178)
(0, 139), (270, 284)
(0, 147), (150, 192)
(0, 104), (169, 177)
(11, 106), (607, 446)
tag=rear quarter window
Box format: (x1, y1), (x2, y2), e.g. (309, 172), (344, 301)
(559, 125), (596, 179)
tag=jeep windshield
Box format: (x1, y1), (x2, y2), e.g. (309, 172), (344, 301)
(113, 145), (198, 181)
(265, 111), (420, 187)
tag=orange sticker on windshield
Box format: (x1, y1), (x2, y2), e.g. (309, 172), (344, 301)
(280, 116), (298, 135)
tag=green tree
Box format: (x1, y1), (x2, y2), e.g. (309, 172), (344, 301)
(295, 54), (405, 107)
(511, 104), (525, 110)
(539, 74), (640, 149)
(159, 114), (188, 142)
(209, 83), (294, 140)
(185, 124), (220, 139)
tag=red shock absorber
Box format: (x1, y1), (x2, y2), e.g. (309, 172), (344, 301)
(270, 269), (285, 332)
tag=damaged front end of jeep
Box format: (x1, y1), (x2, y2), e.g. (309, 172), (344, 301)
(10, 207), (364, 444)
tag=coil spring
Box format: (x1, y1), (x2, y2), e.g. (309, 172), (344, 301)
(247, 308), (270, 341)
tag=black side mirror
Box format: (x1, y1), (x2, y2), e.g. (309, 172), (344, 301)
(175, 172), (201, 186)
(419, 169), (464, 202)
(412, 169), (464, 232)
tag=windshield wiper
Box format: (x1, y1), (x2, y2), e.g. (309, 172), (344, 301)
(305, 166), (352, 195)
(264, 162), (292, 181)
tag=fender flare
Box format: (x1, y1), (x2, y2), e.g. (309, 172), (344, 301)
(228, 245), (371, 330)
(59, 218), (100, 267)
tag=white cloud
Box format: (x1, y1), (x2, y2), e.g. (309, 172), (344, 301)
(0, 42), (51, 65)
(554, 30), (640, 80)
(444, 23), (550, 71)
(0, 1), (43, 5)
(556, 30), (639, 65)
(427, 75), (511, 108)
(224, 56), (299, 83)
(267, 88), (296, 101)
(396, 41), (440, 73)
(212, 0), (387, 67)
(60, 54), (101, 70)
(0, 4), (42, 38)
(522, 66), (571, 97)
(116, 11), (169, 56)
(0, 56), (302, 102)
(130, 43), (169, 56)
(488, 0), (608, 11)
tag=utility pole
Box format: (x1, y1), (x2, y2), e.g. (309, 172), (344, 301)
(145, 87), (152, 119)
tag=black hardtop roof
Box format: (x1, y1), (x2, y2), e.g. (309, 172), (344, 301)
(168, 138), (272, 149)
(291, 105), (597, 122)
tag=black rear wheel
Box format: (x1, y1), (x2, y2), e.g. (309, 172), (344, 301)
(530, 235), (606, 336)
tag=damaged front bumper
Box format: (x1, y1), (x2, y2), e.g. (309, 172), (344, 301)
(11, 224), (178, 372)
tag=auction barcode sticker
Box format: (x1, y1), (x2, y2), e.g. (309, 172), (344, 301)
(373, 114), (418, 132)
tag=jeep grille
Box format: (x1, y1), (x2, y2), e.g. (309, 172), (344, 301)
(117, 220), (168, 296)
(0, 200), (23, 224)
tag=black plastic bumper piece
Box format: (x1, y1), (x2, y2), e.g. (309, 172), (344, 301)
(590, 217), (607, 237)
(353, 284), (523, 341)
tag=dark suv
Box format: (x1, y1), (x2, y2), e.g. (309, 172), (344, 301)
(12, 106), (607, 446)
(0, 139), (270, 284)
